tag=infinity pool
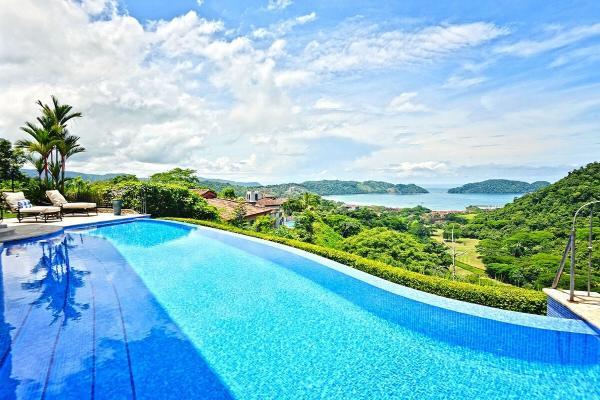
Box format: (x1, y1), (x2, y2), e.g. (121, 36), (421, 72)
(0, 219), (598, 399)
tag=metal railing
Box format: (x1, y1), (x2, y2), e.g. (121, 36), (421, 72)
(552, 200), (599, 301)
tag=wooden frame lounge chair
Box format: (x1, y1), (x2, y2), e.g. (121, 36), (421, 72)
(1, 192), (62, 223)
(46, 190), (98, 216)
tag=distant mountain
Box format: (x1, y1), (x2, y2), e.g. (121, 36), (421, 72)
(21, 169), (426, 198)
(448, 179), (550, 194)
(252, 180), (428, 197)
(198, 177), (261, 187)
(23, 169), (129, 182)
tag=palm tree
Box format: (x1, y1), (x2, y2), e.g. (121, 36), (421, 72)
(17, 122), (57, 184)
(38, 96), (82, 169)
(17, 96), (83, 190)
(55, 132), (85, 191)
(49, 160), (62, 188)
(25, 153), (44, 181)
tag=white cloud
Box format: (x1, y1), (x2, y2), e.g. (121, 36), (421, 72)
(548, 44), (600, 68)
(80, 0), (117, 15)
(383, 161), (451, 177)
(314, 98), (344, 110)
(267, 0), (293, 11)
(0, 1), (298, 178)
(388, 93), (429, 113)
(304, 22), (509, 72)
(196, 0), (204, 6)
(252, 12), (317, 39)
(443, 75), (487, 89)
(496, 23), (600, 57)
(274, 69), (314, 87)
(1, 1), (596, 183)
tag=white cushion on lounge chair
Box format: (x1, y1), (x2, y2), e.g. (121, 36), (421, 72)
(2, 192), (26, 212)
(18, 206), (61, 214)
(61, 202), (96, 210)
(46, 190), (68, 206)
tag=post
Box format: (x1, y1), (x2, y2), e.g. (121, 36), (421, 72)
(451, 225), (456, 279)
(569, 229), (576, 301)
(565, 200), (599, 301)
(589, 206), (593, 296)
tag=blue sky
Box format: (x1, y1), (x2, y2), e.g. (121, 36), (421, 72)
(1, 0), (599, 184)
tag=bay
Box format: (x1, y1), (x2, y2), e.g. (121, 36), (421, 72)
(323, 187), (522, 211)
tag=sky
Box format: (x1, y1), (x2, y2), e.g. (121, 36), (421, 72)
(0, 0), (599, 185)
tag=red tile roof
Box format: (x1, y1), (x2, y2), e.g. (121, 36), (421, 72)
(206, 198), (272, 221)
(255, 198), (286, 207)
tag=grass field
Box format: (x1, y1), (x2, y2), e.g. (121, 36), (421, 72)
(432, 229), (486, 270)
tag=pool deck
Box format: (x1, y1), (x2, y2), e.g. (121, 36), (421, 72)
(0, 212), (149, 243)
(543, 288), (600, 331)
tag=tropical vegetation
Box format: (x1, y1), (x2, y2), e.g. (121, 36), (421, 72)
(0, 138), (26, 191)
(257, 180), (428, 197)
(16, 96), (84, 192)
(448, 179), (550, 194)
(442, 162), (600, 290)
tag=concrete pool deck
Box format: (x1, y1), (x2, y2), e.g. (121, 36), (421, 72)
(0, 212), (149, 243)
(544, 288), (600, 332)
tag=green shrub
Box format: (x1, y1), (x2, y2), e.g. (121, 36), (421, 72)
(95, 181), (219, 220)
(164, 217), (547, 314)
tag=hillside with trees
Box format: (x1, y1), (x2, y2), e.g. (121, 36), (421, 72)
(254, 180), (428, 197)
(448, 179), (550, 194)
(447, 163), (600, 290)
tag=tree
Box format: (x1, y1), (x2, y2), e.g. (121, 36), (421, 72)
(150, 168), (200, 187)
(295, 210), (316, 242)
(64, 176), (92, 201)
(323, 214), (363, 237)
(25, 153), (44, 181)
(341, 227), (448, 274)
(55, 132), (85, 191)
(301, 192), (320, 209)
(17, 96), (83, 190)
(0, 138), (26, 191)
(220, 187), (236, 199)
(110, 174), (139, 184)
(231, 202), (247, 227)
(282, 197), (304, 214)
(17, 122), (57, 184)
(253, 215), (274, 232)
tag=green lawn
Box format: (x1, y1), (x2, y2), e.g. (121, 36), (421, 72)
(462, 213), (478, 221)
(2, 211), (16, 219)
(456, 260), (485, 276)
(432, 229), (485, 270)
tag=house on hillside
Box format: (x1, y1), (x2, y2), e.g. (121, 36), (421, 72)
(245, 191), (287, 227)
(245, 190), (262, 203)
(205, 198), (272, 222)
(255, 197), (286, 210)
(193, 189), (218, 199)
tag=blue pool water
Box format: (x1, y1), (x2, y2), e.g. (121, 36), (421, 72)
(0, 219), (598, 399)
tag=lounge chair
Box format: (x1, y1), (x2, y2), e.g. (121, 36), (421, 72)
(46, 190), (98, 216)
(2, 192), (62, 223)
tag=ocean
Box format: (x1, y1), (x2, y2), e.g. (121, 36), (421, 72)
(323, 187), (522, 211)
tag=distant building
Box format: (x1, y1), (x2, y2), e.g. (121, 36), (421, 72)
(205, 198), (272, 222)
(255, 197), (286, 209)
(245, 190), (263, 203)
(193, 189), (218, 199)
(245, 191), (287, 227)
